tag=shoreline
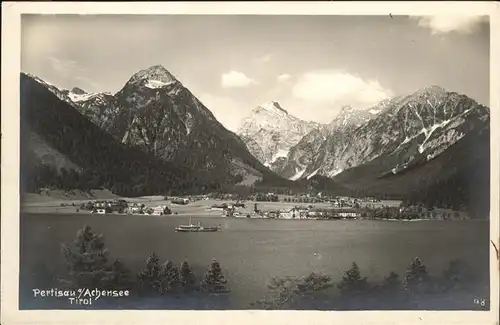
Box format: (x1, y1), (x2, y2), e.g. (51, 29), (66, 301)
(20, 192), (476, 221)
(20, 209), (480, 222)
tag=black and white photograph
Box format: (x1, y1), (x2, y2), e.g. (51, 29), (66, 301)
(1, 2), (499, 325)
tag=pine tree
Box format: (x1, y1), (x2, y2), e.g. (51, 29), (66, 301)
(296, 272), (332, 292)
(252, 272), (332, 310)
(337, 262), (369, 297)
(138, 252), (162, 294)
(440, 259), (475, 292)
(200, 258), (228, 293)
(103, 258), (133, 290)
(61, 225), (116, 288)
(404, 257), (430, 296)
(382, 271), (402, 292)
(179, 259), (196, 290)
(160, 260), (180, 293)
(378, 271), (404, 301)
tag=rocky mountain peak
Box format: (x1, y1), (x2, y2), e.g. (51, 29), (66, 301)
(128, 64), (179, 86)
(404, 85), (448, 105)
(71, 87), (87, 95)
(237, 101), (320, 170)
(340, 105), (354, 112)
(329, 104), (375, 130)
(255, 101), (289, 116)
(418, 84), (447, 95)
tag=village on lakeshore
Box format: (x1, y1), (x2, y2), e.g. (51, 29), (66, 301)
(22, 190), (470, 221)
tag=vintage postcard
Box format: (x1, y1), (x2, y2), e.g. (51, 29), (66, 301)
(1, 1), (499, 325)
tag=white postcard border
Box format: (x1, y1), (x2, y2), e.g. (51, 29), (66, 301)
(1, 2), (499, 325)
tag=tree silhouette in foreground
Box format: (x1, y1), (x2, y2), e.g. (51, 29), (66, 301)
(439, 258), (476, 292)
(375, 271), (407, 306)
(104, 258), (134, 290)
(61, 225), (131, 289)
(404, 257), (430, 297)
(252, 272), (332, 310)
(381, 271), (403, 294)
(200, 258), (229, 293)
(137, 252), (162, 295)
(138, 256), (200, 295)
(179, 259), (196, 291)
(160, 260), (180, 293)
(337, 262), (370, 297)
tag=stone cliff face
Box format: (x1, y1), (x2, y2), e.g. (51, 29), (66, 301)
(237, 101), (319, 173)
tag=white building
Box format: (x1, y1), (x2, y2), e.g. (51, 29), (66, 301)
(150, 205), (167, 215)
(127, 203), (143, 214)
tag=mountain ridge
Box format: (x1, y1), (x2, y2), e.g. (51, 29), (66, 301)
(20, 72), (210, 197)
(279, 86), (488, 180)
(22, 67), (295, 193)
(22, 67), (490, 215)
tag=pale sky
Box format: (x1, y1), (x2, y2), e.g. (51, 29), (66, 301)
(21, 14), (489, 131)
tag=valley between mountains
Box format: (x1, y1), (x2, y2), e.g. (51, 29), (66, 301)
(20, 65), (490, 218)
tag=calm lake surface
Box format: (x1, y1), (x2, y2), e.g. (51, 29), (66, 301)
(20, 213), (490, 308)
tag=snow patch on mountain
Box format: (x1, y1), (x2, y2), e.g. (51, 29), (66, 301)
(331, 168), (344, 177)
(423, 129), (466, 162)
(259, 101), (288, 116)
(306, 168), (320, 180)
(290, 166), (307, 181)
(271, 149), (290, 163)
(185, 112), (194, 135)
(129, 65), (178, 85)
(418, 118), (452, 154)
(69, 92), (98, 102)
(145, 79), (176, 89)
(26, 73), (80, 108)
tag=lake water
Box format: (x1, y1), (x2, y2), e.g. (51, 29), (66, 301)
(20, 213), (490, 309)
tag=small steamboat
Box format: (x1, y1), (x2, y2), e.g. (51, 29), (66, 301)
(175, 218), (221, 232)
